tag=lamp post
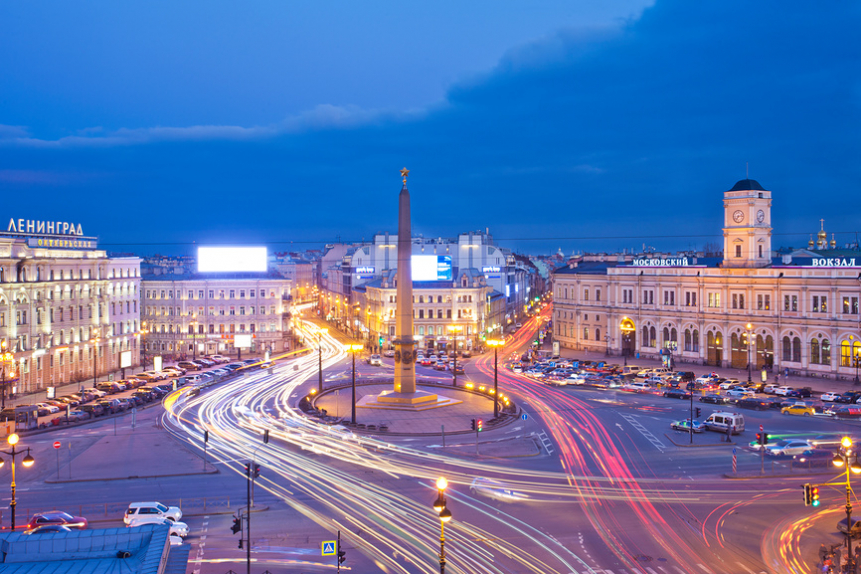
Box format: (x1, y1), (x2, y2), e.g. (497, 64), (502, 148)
(0, 433), (35, 530)
(0, 340), (15, 410)
(318, 328), (328, 393)
(346, 344), (363, 424)
(190, 315), (198, 361)
(447, 325), (463, 387)
(91, 327), (101, 386)
(432, 477), (452, 574)
(833, 436), (861, 571)
(141, 321), (149, 370)
(745, 323), (753, 384)
(854, 354), (861, 385)
(487, 339), (504, 418)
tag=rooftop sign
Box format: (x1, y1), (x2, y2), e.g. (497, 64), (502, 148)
(632, 258), (690, 267)
(8, 218), (85, 236)
(811, 258), (858, 268)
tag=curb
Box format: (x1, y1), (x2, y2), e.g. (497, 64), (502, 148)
(664, 433), (738, 448)
(18, 399), (165, 437)
(44, 467), (220, 485)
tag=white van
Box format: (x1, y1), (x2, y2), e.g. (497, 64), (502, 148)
(624, 381), (652, 392)
(621, 365), (642, 375)
(703, 411), (745, 434)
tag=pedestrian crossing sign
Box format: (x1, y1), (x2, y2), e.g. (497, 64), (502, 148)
(322, 541), (337, 556)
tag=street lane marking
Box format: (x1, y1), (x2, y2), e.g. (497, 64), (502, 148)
(620, 414), (666, 452)
(736, 562), (757, 574)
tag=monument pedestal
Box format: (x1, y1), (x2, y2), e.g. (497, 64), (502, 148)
(357, 389), (462, 411)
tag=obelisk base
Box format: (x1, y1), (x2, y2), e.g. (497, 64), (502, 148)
(357, 389), (462, 411)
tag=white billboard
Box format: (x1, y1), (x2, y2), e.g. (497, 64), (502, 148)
(153, 356), (163, 371)
(234, 334), (253, 349)
(198, 246), (268, 273)
(120, 350), (132, 369)
(411, 255), (453, 281)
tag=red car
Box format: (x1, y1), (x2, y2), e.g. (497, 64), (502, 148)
(26, 511), (88, 530)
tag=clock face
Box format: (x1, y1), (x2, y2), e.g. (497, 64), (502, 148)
(756, 209), (765, 223)
(733, 210), (744, 223)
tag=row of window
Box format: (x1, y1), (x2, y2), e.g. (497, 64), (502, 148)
(0, 266), (138, 283)
(148, 323), (278, 334)
(416, 325), (474, 336)
(564, 286), (859, 315)
(145, 305), (276, 317)
(384, 295), (473, 303)
(145, 288), (277, 300)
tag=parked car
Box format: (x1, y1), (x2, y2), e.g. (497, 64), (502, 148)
(64, 410), (89, 422)
(79, 403), (105, 417)
(383, 349), (395, 358)
(23, 524), (73, 535)
(726, 388), (755, 399)
(127, 517), (189, 538)
(735, 398), (770, 410)
(786, 387), (813, 399)
(177, 361), (200, 371)
(670, 419), (705, 433)
(207, 355), (229, 363)
(123, 502), (182, 525)
(830, 405), (861, 419)
(26, 511), (88, 530)
(763, 384), (781, 394)
(773, 386), (795, 396)
(820, 392), (842, 402)
(835, 392), (861, 404)
(452, 365), (465, 375)
(719, 379), (744, 390)
(782, 404), (816, 416)
(35, 402), (60, 414)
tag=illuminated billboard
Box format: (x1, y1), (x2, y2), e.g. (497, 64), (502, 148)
(120, 350), (132, 369)
(411, 255), (452, 281)
(234, 334), (253, 349)
(198, 247), (268, 273)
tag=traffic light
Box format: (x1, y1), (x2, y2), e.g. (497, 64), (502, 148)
(811, 485), (820, 507)
(477, 419), (483, 432)
(263, 429), (270, 444)
(470, 419), (476, 431)
(695, 407), (702, 418)
(231, 516), (242, 534)
(204, 430), (209, 443)
(756, 432), (763, 445)
(762, 433), (769, 445)
(378, 336), (384, 346)
(338, 549), (346, 564)
(253, 463), (261, 479)
(803, 483), (811, 506)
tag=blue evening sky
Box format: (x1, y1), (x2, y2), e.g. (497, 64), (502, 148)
(1, 1), (858, 257)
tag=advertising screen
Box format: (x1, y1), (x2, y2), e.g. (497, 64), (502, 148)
(234, 334), (253, 349)
(198, 246), (268, 273)
(153, 356), (163, 371)
(120, 350), (132, 369)
(411, 255), (452, 281)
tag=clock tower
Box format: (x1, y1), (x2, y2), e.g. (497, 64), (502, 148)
(722, 179), (772, 268)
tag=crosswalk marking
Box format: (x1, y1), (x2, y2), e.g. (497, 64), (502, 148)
(620, 413), (666, 451)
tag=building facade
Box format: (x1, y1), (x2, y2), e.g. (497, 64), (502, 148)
(1, 222), (141, 396)
(552, 179), (861, 380)
(141, 274), (292, 358)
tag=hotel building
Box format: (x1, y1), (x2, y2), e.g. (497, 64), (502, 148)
(552, 179), (861, 380)
(0, 220), (141, 396)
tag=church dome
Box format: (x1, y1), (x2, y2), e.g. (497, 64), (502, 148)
(728, 179), (766, 192)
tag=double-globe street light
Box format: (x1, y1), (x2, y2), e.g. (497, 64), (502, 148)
(432, 477), (453, 573)
(1, 339), (16, 410)
(0, 433), (35, 530)
(744, 322), (754, 384)
(90, 327), (101, 385)
(833, 436), (861, 569)
(447, 325), (463, 387)
(487, 339), (504, 418)
(317, 328), (329, 393)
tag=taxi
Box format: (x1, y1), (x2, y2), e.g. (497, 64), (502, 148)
(781, 403), (815, 416)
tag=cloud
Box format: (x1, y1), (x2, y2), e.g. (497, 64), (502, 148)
(1, 104), (425, 148)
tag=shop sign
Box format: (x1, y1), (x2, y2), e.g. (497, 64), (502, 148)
(482, 266), (501, 273)
(811, 258), (858, 267)
(632, 258), (690, 267)
(356, 266), (375, 274)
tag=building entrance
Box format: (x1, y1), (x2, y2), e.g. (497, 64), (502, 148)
(707, 330), (723, 366)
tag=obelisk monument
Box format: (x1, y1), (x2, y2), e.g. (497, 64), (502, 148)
(355, 168), (460, 410)
(393, 167), (417, 394)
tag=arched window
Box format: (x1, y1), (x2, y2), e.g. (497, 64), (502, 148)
(792, 337), (802, 363)
(810, 338), (820, 364)
(584, 289), (590, 301)
(642, 326), (649, 346)
(584, 327), (589, 339)
(663, 327), (670, 344)
(596, 328), (601, 342)
(684, 329), (692, 351)
(671, 327), (677, 342)
(692, 329), (700, 352)
(822, 339), (831, 364)
(783, 336), (792, 361)
(649, 326), (656, 347)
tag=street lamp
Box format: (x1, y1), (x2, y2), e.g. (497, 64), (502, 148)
(0, 433), (35, 530)
(447, 325), (463, 387)
(487, 339), (504, 418)
(833, 436), (861, 570)
(90, 327), (101, 385)
(0, 339), (15, 410)
(346, 343), (363, 424)
(432, 477), (452, 574)
(141, 321), (149, 370)
(190, 314), (198, 361)
(317, 328), (329, 393)
(854, 353), (861, 385)
(745, 323), (753, 384)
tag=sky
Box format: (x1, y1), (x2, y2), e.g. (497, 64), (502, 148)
(1, 0), (858, 258)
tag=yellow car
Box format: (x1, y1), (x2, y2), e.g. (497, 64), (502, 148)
(781, 404), (815, 416)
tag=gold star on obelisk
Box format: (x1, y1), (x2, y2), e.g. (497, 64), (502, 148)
(400, 167), (410, 184)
